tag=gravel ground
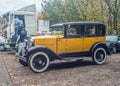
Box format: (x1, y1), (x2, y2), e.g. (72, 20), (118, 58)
(1, 50), (120, 86)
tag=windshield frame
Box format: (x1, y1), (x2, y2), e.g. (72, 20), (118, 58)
(50, 25), (64, 35)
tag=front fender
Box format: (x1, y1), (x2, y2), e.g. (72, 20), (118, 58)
(26, 46), (61, 61)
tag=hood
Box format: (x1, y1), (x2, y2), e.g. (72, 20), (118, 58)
(32, 34), (64, 39)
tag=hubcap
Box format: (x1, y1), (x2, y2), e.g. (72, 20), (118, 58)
(96, 50), (105, 62)
(32, 55), (47, 70)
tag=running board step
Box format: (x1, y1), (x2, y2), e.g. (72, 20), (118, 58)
(61, 57), (84, 61)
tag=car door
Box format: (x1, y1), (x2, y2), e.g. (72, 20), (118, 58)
(65, 25), (83, 53)
(57, 38), (66, 53)
(57, 25), (83, 53)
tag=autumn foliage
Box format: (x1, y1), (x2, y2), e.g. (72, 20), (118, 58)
(40, 0), (120, 34)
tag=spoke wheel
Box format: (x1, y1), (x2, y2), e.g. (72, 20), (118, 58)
(92, 48), (107, 65)
(29, 52), (49, 73)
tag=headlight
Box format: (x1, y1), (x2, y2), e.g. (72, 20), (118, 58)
(30, 37), (34, 43)
(24, 37), (34, 47)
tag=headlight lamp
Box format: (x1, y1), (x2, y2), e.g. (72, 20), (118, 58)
(31, 37), (34, 43)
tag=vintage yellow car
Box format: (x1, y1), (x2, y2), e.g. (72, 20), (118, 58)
(17, 22), (111, 73)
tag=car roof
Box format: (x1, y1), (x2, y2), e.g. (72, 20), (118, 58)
(51, 21), (104, 27)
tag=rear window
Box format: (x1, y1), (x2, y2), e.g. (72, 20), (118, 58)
(84, 24), (105, 37)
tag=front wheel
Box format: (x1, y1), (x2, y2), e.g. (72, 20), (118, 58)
(92, 48), (107, 65)
(28, 52), (50, 73)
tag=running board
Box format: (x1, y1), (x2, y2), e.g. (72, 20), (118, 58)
(61, 57), (84, 61)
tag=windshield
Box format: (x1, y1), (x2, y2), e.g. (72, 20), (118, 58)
(106, 36), (118, 42)
(50, 26), (64, 35)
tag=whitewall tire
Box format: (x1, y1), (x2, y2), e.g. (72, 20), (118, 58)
(92, 48), (107, 65)
(29, 52), (50, 73)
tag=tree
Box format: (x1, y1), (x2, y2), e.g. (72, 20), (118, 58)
(103, 0), (120, 34)
(41, 0), (120, 34)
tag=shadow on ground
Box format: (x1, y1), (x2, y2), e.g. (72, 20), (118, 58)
(47, 60), (96, 72)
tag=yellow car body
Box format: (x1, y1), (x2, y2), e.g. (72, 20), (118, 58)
(18, 22), (110, 73)
(33, 35), (105, 54)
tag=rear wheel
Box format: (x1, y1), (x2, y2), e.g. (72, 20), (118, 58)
(92, 48), (107, 65)
(28, 52), (50, 73)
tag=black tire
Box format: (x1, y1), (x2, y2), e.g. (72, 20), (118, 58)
(92, 48), (107, 65)
(112, 46), (117, 54)
(0, 45), (5, 51)
(19, 59), (28, 66)
(28, 52), (50, 73)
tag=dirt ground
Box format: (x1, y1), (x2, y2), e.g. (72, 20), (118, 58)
(1, 50), (120, 86)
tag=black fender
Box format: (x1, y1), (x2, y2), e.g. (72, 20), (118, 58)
(26, 46), (61, 61)
(90, 42), (111, 56)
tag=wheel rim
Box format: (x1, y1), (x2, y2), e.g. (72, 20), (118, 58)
(32, 54), (47, 70)
(96, 50), (105, 62)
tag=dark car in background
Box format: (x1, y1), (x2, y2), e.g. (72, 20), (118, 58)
(106, 35), (120, 53)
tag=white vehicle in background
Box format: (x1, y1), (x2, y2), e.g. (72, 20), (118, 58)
(3, 4), (37, 48)
(0, 36), (10, 51)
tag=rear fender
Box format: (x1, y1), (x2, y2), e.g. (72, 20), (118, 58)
(90, 42), (111, 56)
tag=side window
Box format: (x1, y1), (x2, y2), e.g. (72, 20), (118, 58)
(66, 25), (82, 37)
(84, 25), (96, 37)
(96, 24), (105, 36)
(67, 27), (77, 35)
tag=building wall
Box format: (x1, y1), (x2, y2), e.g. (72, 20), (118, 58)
(38, 20), (49, 33)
